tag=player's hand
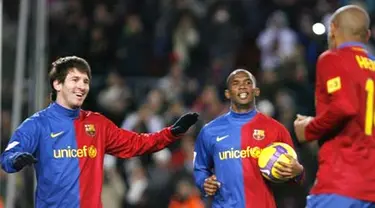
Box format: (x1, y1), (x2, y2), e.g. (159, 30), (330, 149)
(293, 114), (313, 143)
(295, 114), (307, 121)
(171, 112), (199, 136)
(11, 152), (38, 171)
(203, 175), (221, 196)
(274, 154), (304, 179)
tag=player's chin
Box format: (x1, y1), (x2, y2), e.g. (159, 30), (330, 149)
(73, 98), (85, 108)
(236, 98), (252, 105)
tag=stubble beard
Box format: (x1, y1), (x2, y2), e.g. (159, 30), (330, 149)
(69, 96), (85, 109)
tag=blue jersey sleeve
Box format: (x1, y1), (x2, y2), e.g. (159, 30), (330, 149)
(193, 127), (213, 194)
(1, 116), (40, 173)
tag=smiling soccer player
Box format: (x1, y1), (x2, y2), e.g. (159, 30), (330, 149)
(193, 69), (304, 208)
(1, 56), (199, 208)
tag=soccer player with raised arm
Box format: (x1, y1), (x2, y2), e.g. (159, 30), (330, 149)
(0, 56), (199, 208)
(294, 5), (375, 208)
(193, 69), (304, 208)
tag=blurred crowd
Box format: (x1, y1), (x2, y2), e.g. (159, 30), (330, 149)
(2, 0), (375, 207)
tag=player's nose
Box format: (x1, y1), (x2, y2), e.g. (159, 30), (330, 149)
(239, 83), (248, 90)
(76, 80), (87, 90)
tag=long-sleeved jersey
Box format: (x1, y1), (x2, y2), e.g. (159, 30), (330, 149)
(305, 42), (375, 202)
(194, 110), (296, 208)
(1, 102), (177, 208)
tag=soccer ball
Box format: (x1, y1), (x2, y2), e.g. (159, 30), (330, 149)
(258, 142), (297, 183)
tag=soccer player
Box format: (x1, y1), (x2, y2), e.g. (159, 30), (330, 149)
(294, 5), (375, 208)
(193, 69), (304, 208)
(0, 56), (199, 208)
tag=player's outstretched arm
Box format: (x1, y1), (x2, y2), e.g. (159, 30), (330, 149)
(305, 52), (358, 141)
(105, 113), (199, 158)
(1, 117), (40, 173)
(170, 113), (199, 136)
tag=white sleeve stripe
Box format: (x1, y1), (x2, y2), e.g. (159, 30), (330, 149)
(5, 141), (20, 151)
(193, 151), (197, 165)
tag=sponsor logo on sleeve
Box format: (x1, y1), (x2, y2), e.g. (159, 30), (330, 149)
(327, 77), (341, 93)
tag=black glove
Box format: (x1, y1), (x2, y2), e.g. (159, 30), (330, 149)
(171, 112), (199, 136)
(12, 152), (38, 171)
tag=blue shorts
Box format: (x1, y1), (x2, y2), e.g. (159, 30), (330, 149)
(306, 194), (375, 208)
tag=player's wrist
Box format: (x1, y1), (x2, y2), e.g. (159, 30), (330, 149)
(11, 152), (25, 171)
(296, 163), (304, 175)
(293, 166), (304, 182)
(304, 117), (317, 142)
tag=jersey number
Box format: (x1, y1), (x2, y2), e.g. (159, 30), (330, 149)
(365, 79), (374, 135)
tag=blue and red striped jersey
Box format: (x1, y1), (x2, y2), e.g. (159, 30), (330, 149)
(194, 110), (295, 208)
(1, 102), (177, 208)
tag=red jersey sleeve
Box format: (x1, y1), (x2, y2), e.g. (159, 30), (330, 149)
(305, 51), (358, 141)
(103, 116), (178, 158)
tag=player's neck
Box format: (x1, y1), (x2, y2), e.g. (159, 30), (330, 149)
(231, 104), (256, 114)
(337, 37), (366, 49)
(55, 96), (79, 110)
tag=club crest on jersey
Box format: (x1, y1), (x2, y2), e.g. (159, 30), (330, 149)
(85, 124), (96, 137)
(253, 129), (265, 140)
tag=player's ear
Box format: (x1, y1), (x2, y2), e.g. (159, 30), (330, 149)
(330, 23), (336, 37)
(53, 80), (62, 92)
(366, 29), (371, 41)
(224, 89), (231, 100)
(253, 88), (260, 97)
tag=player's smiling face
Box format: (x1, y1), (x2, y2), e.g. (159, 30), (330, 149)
(54, 68), (90, 109)
(225, 71), (259, 109)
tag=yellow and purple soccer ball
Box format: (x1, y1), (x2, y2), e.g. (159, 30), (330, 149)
(258, 142), (297, 183)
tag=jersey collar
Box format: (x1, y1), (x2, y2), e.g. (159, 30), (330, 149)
(229, 108), (257, 120)
(50, 102), (80, 119)
(338, 41), (367, 50)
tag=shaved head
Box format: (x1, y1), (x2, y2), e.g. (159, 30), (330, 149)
(330, 5), (370, 42)
(225, 69), (259, 113)
(226, 69), (256, 88)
